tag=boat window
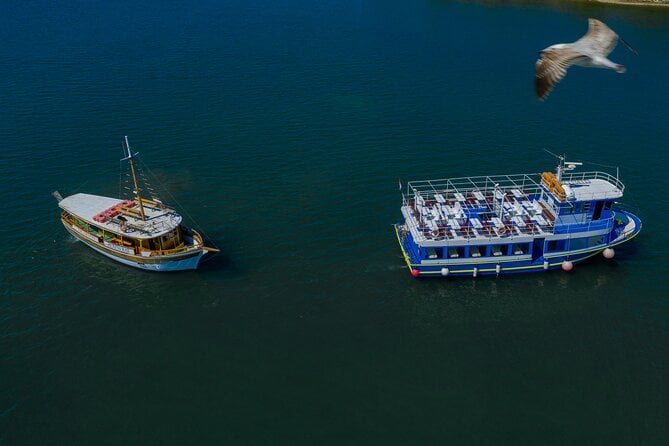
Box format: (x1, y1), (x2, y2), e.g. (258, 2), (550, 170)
(491, 245), (504, 257)
(568, 237), (587, 251)
(448, 247), (465, 258)
(546, 240), (565, 253)
(604, 201), (612, 211)
(587, 236), (604, 248)
(583, 202), (591, 213)
(512, 243), (528, 255)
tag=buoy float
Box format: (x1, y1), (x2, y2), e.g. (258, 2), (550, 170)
(473, 267), (478, 278)
(441, 267), (449, 276)
(603, 248), (615, 259)
(495, 264), (501, 275)
(543, 260), (549, 270)
(411, 269), (420, 277)
(562, 260), (574, 272)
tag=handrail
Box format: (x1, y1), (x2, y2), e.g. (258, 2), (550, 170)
(406, 170), (624, 202)
(62, 212), (201, 257)
(404, 206), (615, 243)
(561, 170), (625, 193)
(552, 215), (615, 235)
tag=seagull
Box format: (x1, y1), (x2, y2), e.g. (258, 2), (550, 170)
(535, 18), (635, 101)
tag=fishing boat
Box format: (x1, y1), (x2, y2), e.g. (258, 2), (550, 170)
(54, 137), (218, 271)
(395, 155), (641, 277)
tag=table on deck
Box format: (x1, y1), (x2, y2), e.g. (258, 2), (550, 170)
(532, 201), (543, 214)
(513, 216), (526, 228)
(534, 214), (548, 227)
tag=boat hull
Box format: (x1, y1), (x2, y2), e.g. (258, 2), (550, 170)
(395, 210), (642, 278)
(63, 220), (204, 272)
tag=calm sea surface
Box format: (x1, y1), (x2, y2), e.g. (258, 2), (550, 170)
(1, 0), (668, 444)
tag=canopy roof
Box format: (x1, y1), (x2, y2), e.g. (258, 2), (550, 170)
(59, 193), (182, 239)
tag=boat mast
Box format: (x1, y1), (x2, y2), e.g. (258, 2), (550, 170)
(123, 136), (146, 221)
(555, 154), (565, 182)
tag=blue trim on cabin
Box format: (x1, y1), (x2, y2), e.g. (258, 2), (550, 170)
(395, 208), (641, 278)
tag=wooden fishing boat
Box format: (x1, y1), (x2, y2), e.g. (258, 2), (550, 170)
(55, 137), (218, 271)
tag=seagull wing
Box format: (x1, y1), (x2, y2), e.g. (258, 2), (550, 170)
(574, 18), (619, 56)
(535, 48), (582, 100)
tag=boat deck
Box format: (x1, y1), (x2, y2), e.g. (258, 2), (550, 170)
(402, 171), (621, 244)
(402, 190), (554, 243)
(59, 193), (182, 239)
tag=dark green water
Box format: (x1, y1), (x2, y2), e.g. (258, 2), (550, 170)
(1, 1), (668, 444)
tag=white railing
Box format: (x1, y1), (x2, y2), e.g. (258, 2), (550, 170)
(407, 173), (544, 202)
(561, 171), (625, 193)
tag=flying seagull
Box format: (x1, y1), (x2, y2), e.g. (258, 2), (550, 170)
(535, 18), (635, 101)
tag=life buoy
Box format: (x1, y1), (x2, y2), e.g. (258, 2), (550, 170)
(430, 229), (440, 238)
(498, 227), (507, 236)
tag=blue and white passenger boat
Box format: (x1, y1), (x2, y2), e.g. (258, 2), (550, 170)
(395, 155), (641, 277)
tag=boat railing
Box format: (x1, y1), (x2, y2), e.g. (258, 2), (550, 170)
(147, 243), (199, 257)
(552, 215), (615, 235)
(62, 211), (201, 257)
(405, 206), (616, 243)
(561, 170), (625, 193)
(406, 173), (545, 201)
(405, 171), (625, 205)
(611, 202), (641, 239)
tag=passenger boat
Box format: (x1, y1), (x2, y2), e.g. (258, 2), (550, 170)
(55, 137), (218, 271)
(395, 155), (641, 277)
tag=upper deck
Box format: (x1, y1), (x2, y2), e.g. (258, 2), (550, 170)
(559, 171), (623, 201)
(59, 193), (182, 239)
(401, 171), (624, 245)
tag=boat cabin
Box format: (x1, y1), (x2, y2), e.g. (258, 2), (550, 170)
(59, 193), (187, 256)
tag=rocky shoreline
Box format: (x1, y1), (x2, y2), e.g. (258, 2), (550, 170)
(592, 0), (669, 6)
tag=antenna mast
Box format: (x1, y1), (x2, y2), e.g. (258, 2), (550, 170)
(123, 136), (146, 221)
(555, 154), (565, 181)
